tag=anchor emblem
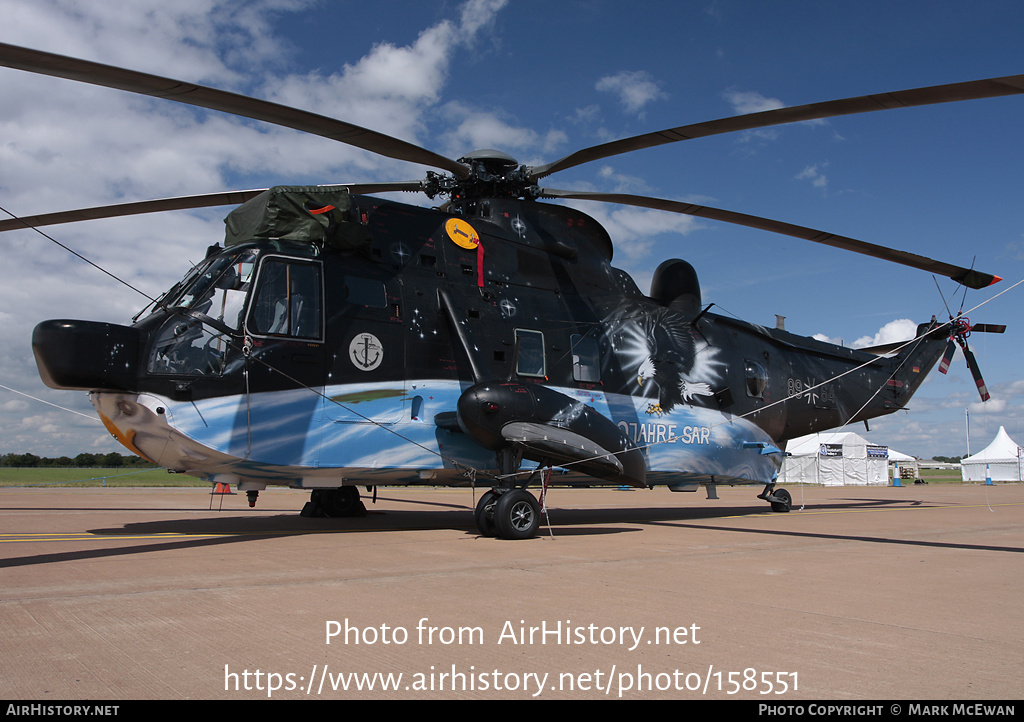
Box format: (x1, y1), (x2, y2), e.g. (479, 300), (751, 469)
(349, 332), (384, 371)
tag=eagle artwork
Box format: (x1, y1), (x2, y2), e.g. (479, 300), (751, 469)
(599, 304), (717, 419)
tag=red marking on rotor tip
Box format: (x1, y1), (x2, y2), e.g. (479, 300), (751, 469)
(989, 275), (1003, 286)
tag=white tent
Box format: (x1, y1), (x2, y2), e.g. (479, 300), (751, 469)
(888, 447), (920, 483)
(888, 448), (917, 463)
(961, 426), (1023, 482)
(779, 432), (889, 486)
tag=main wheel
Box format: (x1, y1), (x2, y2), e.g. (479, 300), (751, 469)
(493, 489), (541, 540)
(318, 487), (364, 517)
(770, 487), (792, 513)
(474, 490), (498, 537)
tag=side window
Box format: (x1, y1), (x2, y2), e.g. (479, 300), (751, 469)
(745, 359), (768, 398)
(571, 334), (601, 382)
(344, 276), (387, 307)
(515, 329), (546, 378)
(247, 258), (323, 339)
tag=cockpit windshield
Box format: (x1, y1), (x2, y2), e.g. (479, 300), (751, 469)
(147, 249), (258, 376)
(163, 250), (257, 327)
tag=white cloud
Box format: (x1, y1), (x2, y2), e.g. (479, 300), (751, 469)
(1, 0), (303, 84)
(458, 0), (509, 37)
(438, 102), (567, 161)
(969, 398), (1007, 414)
(812, 332), (843, 346)
(596, 165), (654, 195)
(796, 163), (828, 190)
(596, 71), (667, 116)
(851, 319), (919, 349)
(723, 89), (784, 115)
(257, 0), (510, 172)
(812, 318), (921, 351)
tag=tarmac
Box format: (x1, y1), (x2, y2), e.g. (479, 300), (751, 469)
(1, 482), (1022, 701)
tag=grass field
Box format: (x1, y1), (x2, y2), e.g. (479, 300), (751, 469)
(0, 465), (988, 488)
(0, 467), (208, 487)
(914, 467), (965, 483)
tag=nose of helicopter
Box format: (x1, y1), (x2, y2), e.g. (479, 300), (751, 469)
(33, 319), (141, 391)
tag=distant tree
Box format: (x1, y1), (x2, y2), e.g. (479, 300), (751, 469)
(0, 451), (157, 468)
(8, 453), (41, 467)
(74, 453), (98, 467)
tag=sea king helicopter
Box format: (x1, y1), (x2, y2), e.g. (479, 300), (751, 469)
(0, 43), (1017, 538)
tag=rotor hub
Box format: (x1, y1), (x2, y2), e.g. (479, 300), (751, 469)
(424, 149), (533, 202)
(457, 149), (519, 170)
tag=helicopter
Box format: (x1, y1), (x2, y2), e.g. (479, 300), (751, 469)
(0, 42), (1017, 539)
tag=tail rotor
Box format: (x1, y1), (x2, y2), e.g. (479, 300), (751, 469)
(939, 314), (1005, 401)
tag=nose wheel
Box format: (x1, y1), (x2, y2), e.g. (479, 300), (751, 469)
(475, 488), (541, 539)
(758, 484), (792, 512)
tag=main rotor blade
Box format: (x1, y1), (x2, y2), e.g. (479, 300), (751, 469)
(538, 188), (1001, 289)
(0, 43), (469, 179)
(528, 75), (1024, 180)
(0, 182), (425, 233)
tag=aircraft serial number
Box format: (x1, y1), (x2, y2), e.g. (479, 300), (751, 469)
(786, 377), (836, 406)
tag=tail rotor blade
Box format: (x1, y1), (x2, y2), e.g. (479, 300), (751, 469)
(962, 346), (991, 402)
(969, 323), (1007, 334)
(938, 340), (956, 375)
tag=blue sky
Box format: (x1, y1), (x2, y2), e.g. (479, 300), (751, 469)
(0, 0), (1022, 459)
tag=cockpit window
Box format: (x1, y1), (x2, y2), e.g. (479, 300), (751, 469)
(247, 258), (323, 339)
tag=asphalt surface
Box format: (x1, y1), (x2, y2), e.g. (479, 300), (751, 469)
(1, 482), (1021, 700)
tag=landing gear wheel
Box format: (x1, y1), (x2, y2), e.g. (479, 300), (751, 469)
(474, 490), (499, 537)
(317, 487), (366, 517)
(770, 487), (792, 513)
(493, 489), (541, 540)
